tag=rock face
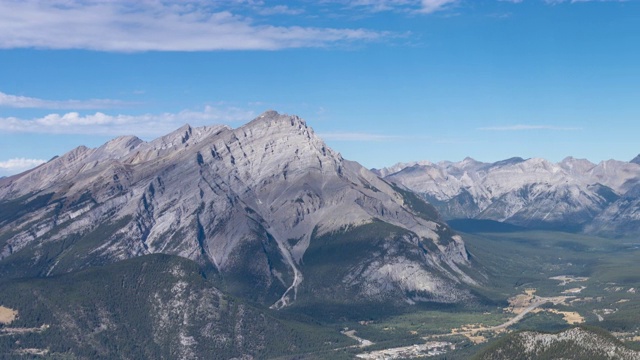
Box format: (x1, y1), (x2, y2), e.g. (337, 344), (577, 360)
(377, 156), (640, 236)
(474, 327), (640, 360)
(0, 111), (473, 308)
(631, 154), (640, 165)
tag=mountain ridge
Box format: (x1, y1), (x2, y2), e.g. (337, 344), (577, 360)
(376, 156), (640, 236)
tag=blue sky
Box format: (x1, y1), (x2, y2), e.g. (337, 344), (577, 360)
(1, 0), (639, 176)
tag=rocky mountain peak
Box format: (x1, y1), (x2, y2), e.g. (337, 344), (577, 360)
(244, 110), (309, 136)
(95, 135), (144, 159)
(456, 157), (484, 171)
(149, 123), (213, 150)
(631, 154), (640, 165)
(559, 156), (595, 172)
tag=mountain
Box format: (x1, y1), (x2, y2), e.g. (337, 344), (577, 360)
(632, 154), (640, 165)
(0, 111), (474, 309)
(378, 156), (640, 235)
(473, 327), (640, 360)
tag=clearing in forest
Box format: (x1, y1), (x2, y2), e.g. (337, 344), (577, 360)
(0, 306), (18, 325)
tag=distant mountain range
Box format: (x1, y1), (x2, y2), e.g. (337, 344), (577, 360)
(375, 155), (640, 237)
(0, 111), (474, 310)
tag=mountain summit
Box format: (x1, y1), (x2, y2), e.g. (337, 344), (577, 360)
(0, 111), (474, 308)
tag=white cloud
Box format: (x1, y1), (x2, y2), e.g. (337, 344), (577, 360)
(0, 158), (46, 176)
(319, 132), (403, 141)
(478, 124), (583, 131)
(0, 91), (132, 109)
(0, 0), (387, 51)
(417, 0), (458, 13)
(340, 0), (456, 13)
(349, 0), (415, 12)
(257, 5), (304, 16)
(0, 106), (256, 137)
(319, 132), (430, 141)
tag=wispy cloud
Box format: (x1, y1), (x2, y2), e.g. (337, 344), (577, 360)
(336, 0), (457, 14)
(346, 0), (623, 11)
(417, 0), (458, 14)
(0, 158), (46, 176)
(347, 0), (416, 12)
(0, 0), (388, 51)
(319, 132), (402, 141)
(319, 132), (429, 141)
(544, 0), (626, 4)
(0, 106), (256, 137)
(257, 5), (304, 16)
(0, 91), (133, 110)
(478, 124), (583, 131)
